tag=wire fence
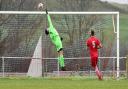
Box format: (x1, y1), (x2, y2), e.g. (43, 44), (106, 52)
(0, 56), (127, 78)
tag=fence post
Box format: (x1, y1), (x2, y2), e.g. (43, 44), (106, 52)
(113, 58), (116, 79)
(126, 55), (128, 79)
(2, 56), (5, 77)
(57, 60), (60, 77)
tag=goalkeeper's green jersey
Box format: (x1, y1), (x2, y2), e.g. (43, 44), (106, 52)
(47, 14), (63, 51)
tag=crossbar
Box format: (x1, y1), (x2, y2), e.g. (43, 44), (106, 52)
(0, 11), (119, 14)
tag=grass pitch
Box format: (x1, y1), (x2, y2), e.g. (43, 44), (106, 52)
(0, 77), (128, 89)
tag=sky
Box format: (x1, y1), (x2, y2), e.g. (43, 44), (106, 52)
(100, 0), (128, 4)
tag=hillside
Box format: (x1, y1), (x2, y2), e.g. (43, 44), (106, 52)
(46, 0), (128, 13)
(110, 2), (128, 12)
(0, 0), (128, 13)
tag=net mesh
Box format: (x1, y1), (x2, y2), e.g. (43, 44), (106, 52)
(0, 14), (44, 76)
(0, 13), (124, 77)
(0, 14), (45, 57)
(43, 14), (117, 72)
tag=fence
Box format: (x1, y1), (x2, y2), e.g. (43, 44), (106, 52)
(0, 56), (127, 78)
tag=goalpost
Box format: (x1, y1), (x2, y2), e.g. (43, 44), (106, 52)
(0, 11), (120, 78)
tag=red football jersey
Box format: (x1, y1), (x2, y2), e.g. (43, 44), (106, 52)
(86, 36), (101, 57)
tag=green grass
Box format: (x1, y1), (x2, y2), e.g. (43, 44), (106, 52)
(0, 77), (128, 89)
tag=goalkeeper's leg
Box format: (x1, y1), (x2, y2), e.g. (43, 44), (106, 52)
(58, 48), (66, 71)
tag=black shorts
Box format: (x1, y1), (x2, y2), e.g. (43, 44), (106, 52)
(57, 48), (63, 52)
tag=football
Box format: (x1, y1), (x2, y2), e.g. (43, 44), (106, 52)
(38, 3), (43, 9)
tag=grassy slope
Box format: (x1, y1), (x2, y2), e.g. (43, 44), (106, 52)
(120, 14), (128, 41)
(0, 78), (128, 89)
(110, 3), (128, 12)
(102, 2), (128, 42)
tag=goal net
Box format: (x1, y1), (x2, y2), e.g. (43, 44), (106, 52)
(0, 12), (45, 77)
(0, 11), (122, 79)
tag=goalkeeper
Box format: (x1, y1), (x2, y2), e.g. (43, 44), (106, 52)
(45, 9), (66, 71)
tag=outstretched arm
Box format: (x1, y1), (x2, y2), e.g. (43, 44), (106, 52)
(46, 9), (54, 28)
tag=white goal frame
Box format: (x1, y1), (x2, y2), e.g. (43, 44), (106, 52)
(0, 11), (119, 78)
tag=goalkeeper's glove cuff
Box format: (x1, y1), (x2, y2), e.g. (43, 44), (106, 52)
(45, 9), (48, 14)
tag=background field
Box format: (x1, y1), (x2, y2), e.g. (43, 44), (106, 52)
(0, 77), (128, 89)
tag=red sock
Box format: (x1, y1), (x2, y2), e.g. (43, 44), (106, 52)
(95, 66), (102, 80)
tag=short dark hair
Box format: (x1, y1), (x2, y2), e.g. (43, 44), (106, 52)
(60, 37), (63, 41)
(91, 30), (95, 36)
(45, 29), (49, 35)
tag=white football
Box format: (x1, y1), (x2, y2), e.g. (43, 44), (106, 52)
(38, 3), (43, 9)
